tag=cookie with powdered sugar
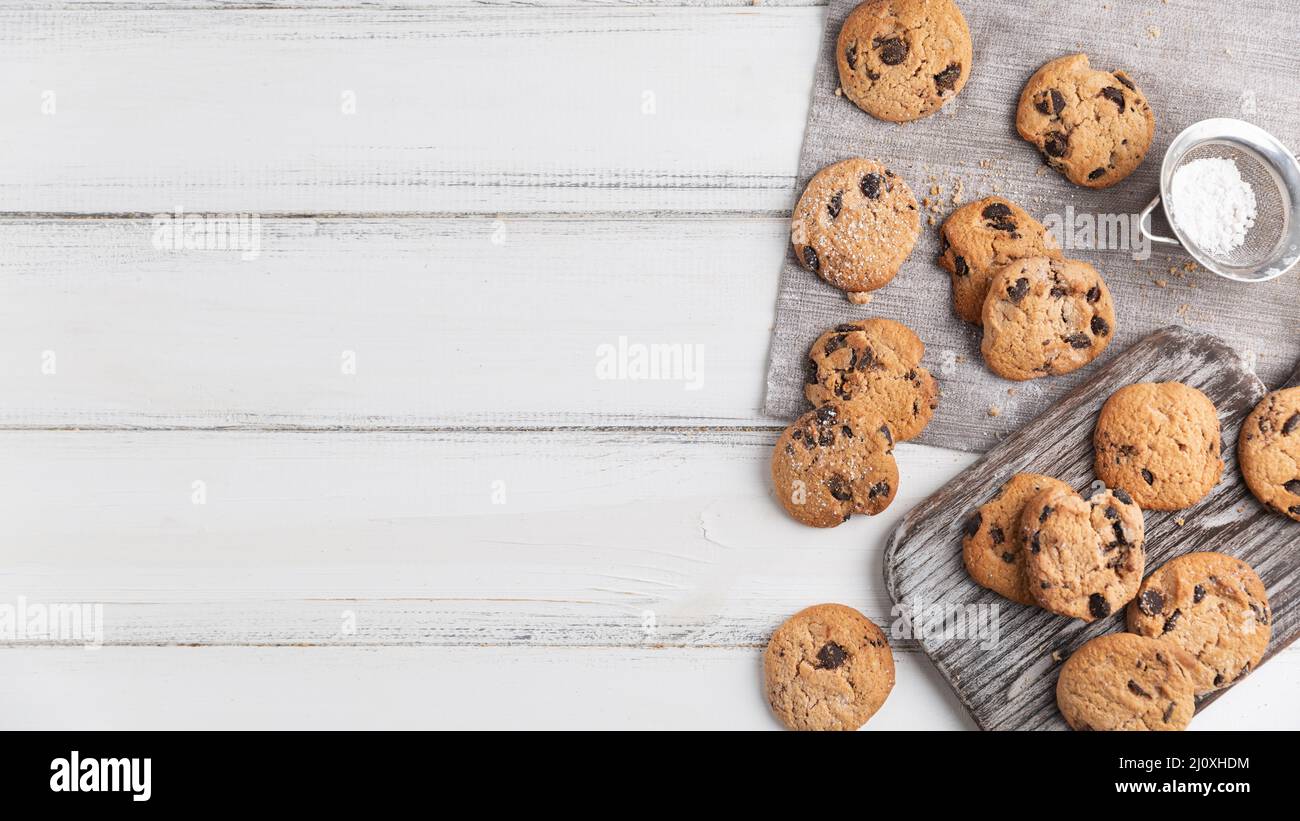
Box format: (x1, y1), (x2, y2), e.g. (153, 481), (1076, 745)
(791, 157), (920, 303)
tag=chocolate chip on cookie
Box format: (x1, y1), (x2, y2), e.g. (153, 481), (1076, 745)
(962, 473), (1075, 605)
(1094, 382), (1224, 511)
(764, 603), (896, 731)
(771, 402), (898, 528)
(1022, 485), (1145, 622)
(1238, 386), (1300, 521)
(1056, 633), (1195, 731)
(1016, 54), (1155, 188)
(938, 197), (1063, 324)
(836, 0), (972, 123)
(980, 256), (1116, 381)
(791, 158), (920, 301)
(1127, 552), (1270, 695)
(804, 318), (940, 441)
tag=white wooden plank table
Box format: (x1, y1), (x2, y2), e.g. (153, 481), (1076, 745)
(1, 1), (1295, 730)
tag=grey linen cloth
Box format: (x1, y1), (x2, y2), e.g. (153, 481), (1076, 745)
(764, 0), (1300, 452)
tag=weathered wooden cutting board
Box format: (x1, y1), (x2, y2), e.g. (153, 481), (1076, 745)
(884, 326), (1300, 730)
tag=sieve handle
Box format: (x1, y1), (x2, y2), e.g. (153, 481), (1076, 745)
(1138, 196), (1182, 246)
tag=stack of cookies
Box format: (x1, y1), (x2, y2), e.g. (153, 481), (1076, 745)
(771, 318), (939, 529)
(960, 380), (1272, 730)
(940, 200), (1117, 381)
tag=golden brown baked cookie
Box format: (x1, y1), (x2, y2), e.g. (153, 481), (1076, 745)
(1128, 552), (1271, 695)
(791, 158), (920, 301)
(836, 0), (972, 123)
(939, 197), (1062, 324)
(980, 256), (1115, 381)
(1238, 386), (1300, 522)
(1022, 485), (1144, 622)
(803, 318), (939, 441)
(1016, 53), (1155, 188)
(1094, 382), (1224, 511)
(764, 603), (895, 731)
(771, 403), (898, 528)
(1056, 633), (1195, 731)
(962, 473), (1075, 606)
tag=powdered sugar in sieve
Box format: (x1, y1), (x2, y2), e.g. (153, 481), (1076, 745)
(1168, 157), (1257, 259)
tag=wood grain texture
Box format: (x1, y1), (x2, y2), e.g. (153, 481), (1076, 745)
(0, 6), (818, 215)
(885, 327), (1299, 730)
(0, 216), (791, 429)
(0, 0), (831, 7)
(0, 427), (975, 648)
(0, 645), (974, 731)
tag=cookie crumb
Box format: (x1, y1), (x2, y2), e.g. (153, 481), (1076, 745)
(1175, 517), (1186, 527)
(1147, 26), (1161, 39)
(927, 215), (937, 226)
(987, 406), (1001, 417)
(1154, 278), (1167, 288)
(1007, 387), (1017, 396)
(835, 86), (844, 97)
(847, 291), (873, 305)
(979, 159), (992, 169)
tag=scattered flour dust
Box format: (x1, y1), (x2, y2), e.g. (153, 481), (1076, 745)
(937, 349), (958, 378)
(1169, 157), (1257, 258)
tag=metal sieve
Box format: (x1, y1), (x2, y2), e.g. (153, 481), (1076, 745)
(1138, 118), (1300, 283)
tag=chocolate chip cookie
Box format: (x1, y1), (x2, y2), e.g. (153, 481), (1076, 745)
(771, 402), (898, 528)
(939, 197), (1063, 324)
(962, 473), (1074, 605)
(1022, 485), (1145, 622)
(1094, 382), (1224, 511)
(980, 256), (1116, 381)
(1056, 633), (1195, 731)
(1016, 53), (1155, 188)
(804, 318), (939, 441)
(764, 603), (896, 731)
(791, 158), (920, 301)
(1238, 386), (1300, 522)
(1127, 552), (1271, 695)
(836, 0), (972, 123)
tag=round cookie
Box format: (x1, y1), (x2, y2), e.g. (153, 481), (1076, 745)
(764, 603), (895, 731)
(1128, 552), (1271, 695)
(962, 473), (1075, 606)
(791, 158), (920, 301)
(1238, 386), (1300, 522)
(771, 402), (898, 528)
(1094, 382), (1224, 511)
(1022, 485), (1145, 622)
(836, 0), (972, 123)
(1056, 633), (1195, 731)
(980, 256), (1116, 381)
(939, 197), (1063, 324)
(1016, 53), (1155, 188)
(804, 318), (940, 441)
